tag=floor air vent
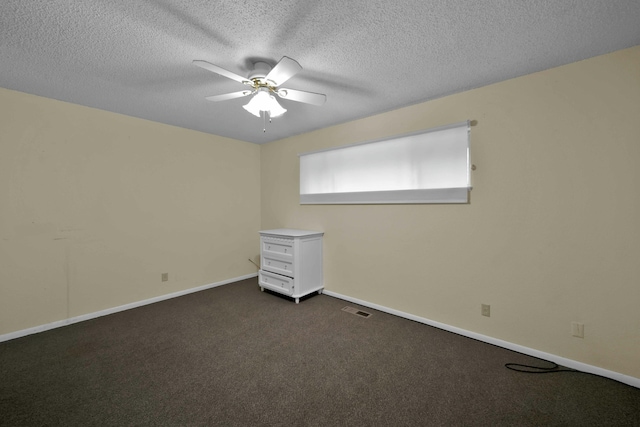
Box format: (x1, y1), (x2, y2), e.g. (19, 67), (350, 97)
(342, 306), (372, 318)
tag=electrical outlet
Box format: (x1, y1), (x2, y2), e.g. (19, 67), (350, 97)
(161, 273), (168, 282)
(481, 304), (490, 317)
(571, 322), (584, 338)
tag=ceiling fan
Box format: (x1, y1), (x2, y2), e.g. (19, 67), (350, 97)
(193, 56), (326, 124)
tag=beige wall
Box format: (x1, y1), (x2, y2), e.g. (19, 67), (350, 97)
(261, 46), (640, 378)
(0, 88), (261, 334)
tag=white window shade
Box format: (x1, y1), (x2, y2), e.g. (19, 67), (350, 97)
(299, 121), (471, 204)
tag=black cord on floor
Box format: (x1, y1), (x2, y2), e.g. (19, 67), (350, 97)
(505, 360), (577, 374)
(462, 334), (636, 387)
(505, 358), (637, 389)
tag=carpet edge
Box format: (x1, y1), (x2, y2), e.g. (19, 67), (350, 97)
(0, 273), (258, 343)
(323, 289), (640, 389)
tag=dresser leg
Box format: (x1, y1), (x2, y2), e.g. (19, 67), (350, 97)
(295, 297), (299, 304)
(260, 287), (264, 292)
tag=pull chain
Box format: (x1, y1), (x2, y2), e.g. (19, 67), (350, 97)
(260, 111), (274, 133)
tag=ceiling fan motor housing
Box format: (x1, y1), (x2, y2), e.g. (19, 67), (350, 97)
(249, 61), (272, 81)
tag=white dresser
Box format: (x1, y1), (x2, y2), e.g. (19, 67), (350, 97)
(258, 229), (324, 303)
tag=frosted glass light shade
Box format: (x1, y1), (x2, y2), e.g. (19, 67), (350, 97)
(243, 88), (287, 118)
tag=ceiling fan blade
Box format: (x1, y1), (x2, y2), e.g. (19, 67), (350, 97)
(276, 88), (326, 106)
(205, 90), (253, 102)
(265, 57), (302, 86)
(193, 60), (250, 84)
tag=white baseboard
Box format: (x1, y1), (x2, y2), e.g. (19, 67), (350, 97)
(322, 289), (640, 389)
(0, 273), (258, 344)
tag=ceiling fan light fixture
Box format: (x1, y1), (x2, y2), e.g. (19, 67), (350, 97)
(243, 88), (287, 118)
(194, 56), (324, 127)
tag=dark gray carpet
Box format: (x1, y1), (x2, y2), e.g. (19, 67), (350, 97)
(1, 277), (639, 426)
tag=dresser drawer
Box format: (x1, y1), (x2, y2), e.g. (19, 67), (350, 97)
(262, 237), (294, 259)
(262, 255), (294, 277)
(259, 270), (294, 296)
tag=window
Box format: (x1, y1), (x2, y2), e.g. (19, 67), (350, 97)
(299, 121), (471, 204)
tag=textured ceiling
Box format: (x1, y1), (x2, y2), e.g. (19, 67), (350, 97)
(1, 1), (639, 144)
